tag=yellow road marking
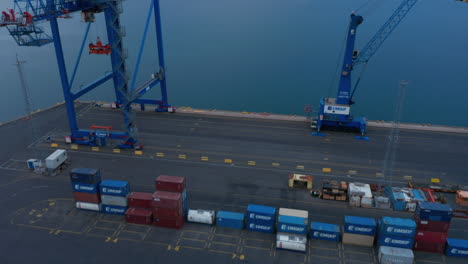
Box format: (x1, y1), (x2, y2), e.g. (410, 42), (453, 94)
(201, 156), (209, 161)
(323, 157), (329, 161)
(224, 159), (232, 164)
(239, 255), (245, 260)
(36, 214), (43, 218)
(232, 253), (237, 259)
(48, 202), (55, 206)
(431, 178), (440, 183)
(322, 168), (331, 173)
(167, 244), (172, 251)
(403, 175), (412, 180)
(348, 170), (357, 174)
(91, 147), (99, 151)
(272, 162), (280, 167)
(134, 150), (143, 155)
(156, 152), (165, 157)
(174, 246), (180, 252)
(296, 165), (304, 170)
(105, 237), (111, 242)
(112, 238), (118, 243)
(376, 173), (384, 178)
(178, 154), (186, 159)
(113, 149), (121, 153)
(54, 230), (61, 235)
(51, 143), (58, 148)
(71, 144), (78, 150)
(247, 161), (256, 166)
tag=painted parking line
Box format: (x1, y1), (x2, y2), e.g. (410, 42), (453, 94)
(71, 144), (78, 150)
(113, 149), (121, 153)
(296, 165), (304, 170)
(431, 178), (440, 183)
(134, 150), (143, 155)
(272, 163), (280, 167)
(178, 154), (187, 159)
(224, 159), (233, 164)
(51, 143), (58, 148)
(156, 152), (165, 157)
(322, 168), (331, 173)
(403, 175), (412, 180)
(248, 161), (256, 166)
(376, 173), (384, 178)
(348, 170), (357, 175)
(201, 156), (209, 161)
(91, 147), (100, 152)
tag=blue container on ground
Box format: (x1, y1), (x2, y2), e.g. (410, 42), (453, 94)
(310, 222), (341, 241)
(247, 204), (276, 224)
(377, 235), (414, 249)
(344, 216), (376, 236)
(217, 211), (244, 229)
(277, 215), (308, 235)
(416, 202), (452, 222)
(446, 238), (468, 257)
(102, 204), (127, 215)
(379, 217), (416, 238)
(100, 180), (130, 197)
(71, 182), (100, 194)
(247, 222), (274, 233)
(70, 168), (101, 184)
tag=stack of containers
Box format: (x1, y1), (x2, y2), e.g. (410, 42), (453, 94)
(377, 217), (416, 249)
(125, 192), (153, 225)
(414, 202), (452, 253)
(71, 168), (102, 212)
(445, 238), (468, 258)
(310, 222), (341, 242)
(100, 180), (130, 215)
(152, 175), (186, 229)
(216, 211), (244, 229)
(276, 208), (308, 252)
(343, 216), (376, 247)
(246, 204), (276, 233)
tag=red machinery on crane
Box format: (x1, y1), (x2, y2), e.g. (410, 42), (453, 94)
(1, 9), (33, 27)
(89, 36), (111, 55)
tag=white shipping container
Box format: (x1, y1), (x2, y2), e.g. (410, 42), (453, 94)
(276, 232), (307, 252)
(349, 182), (373, 198)
(76, 202), (101, 211)
(361, 197), (373, 208)
(378, 246), (414, 264)
(45, 149), (68, 170)
(101, 195), (128, 207)
(278, 208), (308, 219)
(187, 209), (215, 225)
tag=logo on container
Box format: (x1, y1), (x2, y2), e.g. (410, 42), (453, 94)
(281, 225), (304, 232)
(105, 188), (122, 194)
(250, 223), (270, 231)
(451, 248), (468, 255)
(102, 187), (107, 192)
(386, 227), (412, 234)
(348, 225), (372, 233)
(384, 238), (409, 245)
(313, 231), (336, 239)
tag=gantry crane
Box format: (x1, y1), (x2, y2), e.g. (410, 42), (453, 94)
(1, 0), (172, 149)
(312, 0), (418, 136)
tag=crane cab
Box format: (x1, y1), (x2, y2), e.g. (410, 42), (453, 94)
(89, 37), (111, 55)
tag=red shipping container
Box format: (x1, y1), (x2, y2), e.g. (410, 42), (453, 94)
(414, 241), (445, 253)
(152, 206), (183, 218)
(414, 216), (450, 233)
(73, 192), (100, 204)
(151, 191), (182, 209)
(415, 230), (447, 243)
(128, 192), (153, 208)
(153, 215), (184, 229)
(155, 175), (186, 193)
(125, 208), (153, 225)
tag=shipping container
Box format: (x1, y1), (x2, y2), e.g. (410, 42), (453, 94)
(415, 231), (447, 243)
(152, 206), (183, 218)
(445, 238), (468, 257)
(71, 182), (100, 194)
(276, 232), (307, 252)
(216, 211), (244, 230)
(277, 215), (308, 235)
(379, 217), (416, 237)
(100, 180), (130, 197)
(342, 232), (374, 247)
(155, 175), (186, 192)
(75, 201), (101, 212)
(278, 208), (308, 219)
(378, 246), (414, 264)
(153, 215), (184, 229)
(101, 194), (128, 207)
(125, 208), (153, 225)
(377, 235), (414, 249)
(247, 204), (276, 224)
(247, 222), (274, 233)
(187, 209), (215, 225)
(151, 191), (182, 209)
(344, 216), (376, 236)
(416, 202), (452, 222)
(73, 192), (101, 204)
(128, 192), (153, 208)
(414, 216), (450, 233)
(102, 204), (127, 215)
(70, 168), (101, 184)
(45, 149), (67, 170)
(310, 222), (341, 242)
(414, 241), (445, 253)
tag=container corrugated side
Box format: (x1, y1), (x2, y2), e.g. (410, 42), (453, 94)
(101, 194), (128, 207)
(378, 246), (414, 264)
(310, 222), (340, 233)
(414, 216), (450, 233)
(379, 217), (416, 237)
(416, 202), (452, 222)
(151, 191), (182, 209)
(247, 204), (276, 224)
(155, 175), (186, 193)
(100, 180), (130, 197)
(216, 215), (244, 230)
(344, 216), (376, 236)
(76, 202), (101, 211)
(414, 241), (445, 253)
(278, 208), (308, 219)
(415, 231), (447, 243)
(446, 238), (468, 257)
(377, 235), (414, 249)
(73, 192), (101, 204)
(128, 192), (153, 208)
(277, 215), (308, 235)
(125, 208), (152, 225)
(102, 204), (127, 215)
(276, 232), (307, 252)
(217, 211), (244, 221)
(70, 168), (101, 184)
(342, 232), (374, 247)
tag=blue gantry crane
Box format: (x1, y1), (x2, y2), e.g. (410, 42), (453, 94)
(1, 0), (172, 149)
(312, 0), (418, 136)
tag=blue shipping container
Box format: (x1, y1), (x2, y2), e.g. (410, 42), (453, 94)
(377, 235), (414, 249)
(379, 217), (416, 238)
(102, 204), (127, 215)
(416, 202), (452, 222)
(217, 211), (244, 229)
(247, 222), (274, 233)
(247, 204), (276, 224)
(446, 238), (468, 257)
(100, 180), (130, 197)
(344, 216), (376, 236)
(310, 222), (341, 241)
(70, 168), (101, 184)
(71, 182), (100, 194)
(277, 215), (308, 235)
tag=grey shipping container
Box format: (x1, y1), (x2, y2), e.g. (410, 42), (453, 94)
(101, 195), (128, 207)
(378, 246), (414, 264)
(342, 232), (374, 247)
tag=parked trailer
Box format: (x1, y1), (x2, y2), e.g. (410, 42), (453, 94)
(46, 149), (68, 170)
